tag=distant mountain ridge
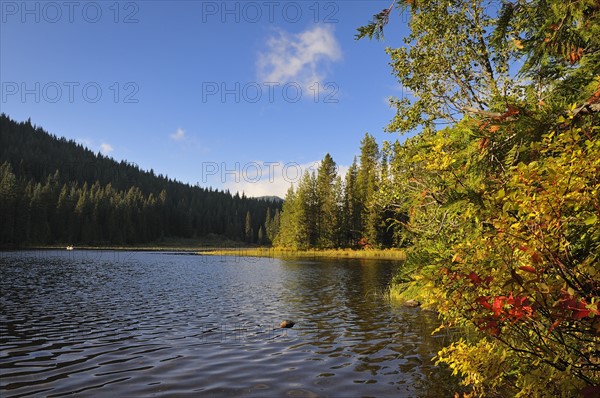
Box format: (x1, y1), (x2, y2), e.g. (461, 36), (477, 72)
(0, 114), (281, 247)
(257, 195), (284, 203)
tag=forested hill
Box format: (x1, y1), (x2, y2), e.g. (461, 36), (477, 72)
(0, 114), (281, 248)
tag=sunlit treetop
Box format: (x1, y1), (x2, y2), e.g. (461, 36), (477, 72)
(357, 0), (600, 133)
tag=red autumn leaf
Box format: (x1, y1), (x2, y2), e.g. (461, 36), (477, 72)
(509, 305), (533, 321)
(572, 308), (591, 320)
(560, 297), (577, 310)
(506, 292), (515, 305)
(507, 292), (525, 307)
(549, 319), (561, 332)
(492, 296), (506, 316)
(477, 318), (501, 336)
(468, 271), (482, 285)
(519, 296), (530, 307)
(519, 265), (537, 274)
(566, 299), (599, 320)
(476, 296), (492, 310)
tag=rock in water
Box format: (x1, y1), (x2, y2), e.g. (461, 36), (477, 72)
(404, 300), (421, 308)
(280, 320), (295, 328)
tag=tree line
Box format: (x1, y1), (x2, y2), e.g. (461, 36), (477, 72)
(274, 133), (407, 250)
(0, 114), (281, 247)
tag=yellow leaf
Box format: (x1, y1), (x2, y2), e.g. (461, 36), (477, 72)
(513, 38), (524, 49)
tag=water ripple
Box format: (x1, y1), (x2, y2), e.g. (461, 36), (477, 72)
(1, 251), (461, 397)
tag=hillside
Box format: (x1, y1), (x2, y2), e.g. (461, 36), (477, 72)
(0, 114), (281, 248)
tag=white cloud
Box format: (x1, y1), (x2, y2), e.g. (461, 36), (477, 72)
(99, 143), (114, 154)
(222, 160), (348, 198)
(170, 128), (186, 141)
(76, 137), (92, 147)
(257, 25), (342, 90)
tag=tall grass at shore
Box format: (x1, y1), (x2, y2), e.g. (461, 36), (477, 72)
(200, 247), (406, 261)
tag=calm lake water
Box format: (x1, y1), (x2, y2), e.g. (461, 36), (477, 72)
(0, 250), (459, 397)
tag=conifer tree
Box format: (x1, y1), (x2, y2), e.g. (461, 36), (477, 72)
(343, 158), (360, 246)
(316, 154), (338, 248)
(0, 162), (17, 246)
(245, 211), (253, 243)
(357, 133), (380, 244)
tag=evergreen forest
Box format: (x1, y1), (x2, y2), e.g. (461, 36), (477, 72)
(0, 114), (281, 247)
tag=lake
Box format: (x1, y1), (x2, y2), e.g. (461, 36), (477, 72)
(0, 250), (459, 397)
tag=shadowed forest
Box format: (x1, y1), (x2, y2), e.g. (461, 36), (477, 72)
(0, 115), (281, 247)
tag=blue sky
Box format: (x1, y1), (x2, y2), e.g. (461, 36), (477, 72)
(1, 1), (412, 197)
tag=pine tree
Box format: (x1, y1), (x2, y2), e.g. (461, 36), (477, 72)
(275, 186), (297, 248)
(357, 133), (380, 245)
(316, 153), (338, 248)
(29, 182), (51, 243)
(55, 185), (69, 242)
(272, 208), (280, 243)
(297, 171), (318, 248)
(258, 226), (265, 245)
(343, 157), (361, 246)
(76, 182), (93, 243)
(331, 175), (345, 247)
(245, 210), (252, 243)
(0, 162), (17, 246)
(265, 207), (272, 242)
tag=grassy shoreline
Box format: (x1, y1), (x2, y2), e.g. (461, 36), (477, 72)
(4, 244), (406, 261)
(200, 247), (406, 260)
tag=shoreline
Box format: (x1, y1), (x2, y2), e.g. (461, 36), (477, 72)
(2, 245), (246, 252)
(201, 247), (406, 261)
(2, 246), (406, 261)
(1, 238), (251, 252)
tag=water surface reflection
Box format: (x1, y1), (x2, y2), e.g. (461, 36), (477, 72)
(0, 251), (459, 397)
